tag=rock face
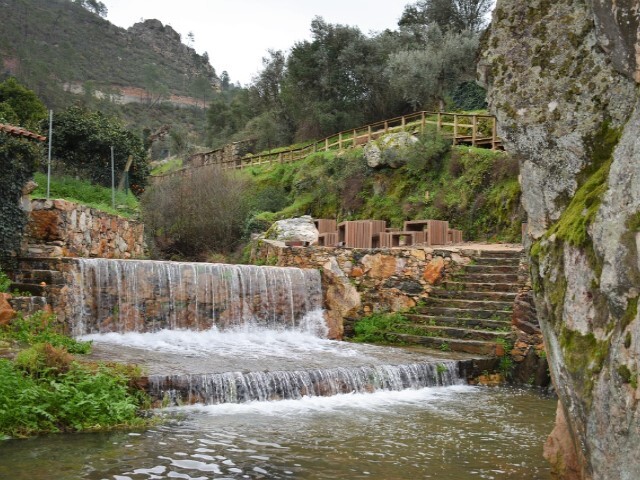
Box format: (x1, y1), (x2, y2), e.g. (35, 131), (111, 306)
(482, 1), (640, 478)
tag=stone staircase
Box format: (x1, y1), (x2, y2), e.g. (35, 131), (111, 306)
(7, 258), (67, 317)
(387, 250), (524, 356)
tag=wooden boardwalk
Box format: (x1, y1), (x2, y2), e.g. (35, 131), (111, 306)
(158, 110), (502, 178)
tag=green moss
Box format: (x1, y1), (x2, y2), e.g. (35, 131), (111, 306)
(548, 159), (612, 248)
(622, 296), (639, 330)
(560, 327), (610, 405)
(625, 331), (632, 349)
(618, 364), (632, 384)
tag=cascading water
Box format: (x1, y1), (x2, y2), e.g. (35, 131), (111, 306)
(150, 362), (463, 406)
(69, 257), (469, 407)
(68, 258), (322, 336)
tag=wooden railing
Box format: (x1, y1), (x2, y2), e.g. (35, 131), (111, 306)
(157, 111), (501, 178)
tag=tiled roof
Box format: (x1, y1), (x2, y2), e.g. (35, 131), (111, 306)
(0, 123), (46, 142)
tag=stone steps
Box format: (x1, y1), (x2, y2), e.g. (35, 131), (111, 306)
(406, 314), (512, 331)
(389, 249), (523, 357)
(14, 269), (65, 286)
(421, 297), (514, 311)
(454, 273), (520, 283)
(441, 281), (520, 293)
(473, 256), (520, 266)
(386, 333), (503, 356)
(463, 264), (520, 274)
(429, 289), (517, 302)
(404, 324), (513, 342)
(414, 306), (513, 321)
(475, 250), (522, 258)
(8, 296), (48, 317)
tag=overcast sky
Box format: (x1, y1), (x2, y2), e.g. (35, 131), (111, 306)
(103, 0), (412, 86)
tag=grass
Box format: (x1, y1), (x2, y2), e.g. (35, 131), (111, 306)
(150, 157), (183, 176)
(352, 312), (426, 344)
(32, 172), (140, 218)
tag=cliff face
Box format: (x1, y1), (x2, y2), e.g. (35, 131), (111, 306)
(481, 1), (640, 478)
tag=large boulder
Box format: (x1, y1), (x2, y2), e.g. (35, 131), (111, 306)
(265, 215), (319, 244)
(482, 1), (640, 478)
(364, 132), (418, 168)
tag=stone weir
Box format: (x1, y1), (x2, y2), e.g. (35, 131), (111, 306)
(148, 360), (469, 406)
(16, 257), (323, 336)
(17, 257), (494, 407)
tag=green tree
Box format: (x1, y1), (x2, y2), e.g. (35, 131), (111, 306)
(399, 0), (493, 33)
(72, 0), (108, 18)
(0, 78), (47, 131)
(385, 26), (480, 110)
(48, 106), (149, 191)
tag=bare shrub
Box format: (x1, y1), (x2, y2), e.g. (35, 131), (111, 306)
(142, 166), (252, 258)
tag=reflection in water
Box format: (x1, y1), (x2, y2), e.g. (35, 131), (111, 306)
(0, 386), (556, 480)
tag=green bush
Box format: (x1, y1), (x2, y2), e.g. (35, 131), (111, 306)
(0, 358), (147, 438)
(353, 313), (412, 344)
(0, 268), (11, 293)
(405, 130), (451, 174)
(46, 106), (149, 192)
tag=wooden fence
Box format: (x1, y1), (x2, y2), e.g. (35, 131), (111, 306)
(156, 110), (501, 179)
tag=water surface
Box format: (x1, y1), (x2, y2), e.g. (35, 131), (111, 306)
(0, 386), (556, 480)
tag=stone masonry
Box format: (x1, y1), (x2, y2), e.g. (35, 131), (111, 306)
(25, 199), (144, 259)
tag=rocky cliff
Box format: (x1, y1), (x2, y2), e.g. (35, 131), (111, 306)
(481, 1), (640, 478)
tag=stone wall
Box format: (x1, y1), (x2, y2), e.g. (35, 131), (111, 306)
(254, 240), (481, 338)
(25, 199), (144, 259)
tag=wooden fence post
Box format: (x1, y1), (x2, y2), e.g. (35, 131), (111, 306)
(368, 125), (372, 142)
(339, 132), (343, 150)
(384, 121), (389, 133)
(325, 138), (329, 151)
(353, 129), (357, 147)
(401, 115), (406, 128)
(421, 111), (426, 134)
(437, 112), (442, 134)
(472, 115), (478, 147)
(492, 116), (498, 150)
(453, 114), (458, 145)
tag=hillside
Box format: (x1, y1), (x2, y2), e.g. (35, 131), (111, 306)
(0, 0), (218, 139)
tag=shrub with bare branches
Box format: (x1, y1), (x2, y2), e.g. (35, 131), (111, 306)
(142, 167), (252, 258)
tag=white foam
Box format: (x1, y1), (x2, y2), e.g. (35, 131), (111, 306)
(79, 309), (357, 359)
(172, 385), (477, 417)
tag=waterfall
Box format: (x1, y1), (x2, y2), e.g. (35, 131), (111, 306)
(68, 258), (322, 336)
(149, 361), (465, 406)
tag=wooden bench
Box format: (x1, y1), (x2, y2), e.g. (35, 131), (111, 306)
(314, 219), (338, 234)
(375, 231), (417, 248)
(403, 220), (450, 246)
(338, 220), (386, 248)
(317, 232), (339, 247)
(448, 229), (464, 244)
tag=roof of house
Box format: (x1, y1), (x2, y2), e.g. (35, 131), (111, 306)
(0, 123), (46, 142)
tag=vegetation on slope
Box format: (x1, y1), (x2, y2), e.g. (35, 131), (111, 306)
(142, 130), (523, 261)
(0, 309), (151, 439)
(32, 172), (140, 219)
(242, 137), (523, 242)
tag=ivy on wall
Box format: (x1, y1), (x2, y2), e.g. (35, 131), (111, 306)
(0, 132), (42, 269)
